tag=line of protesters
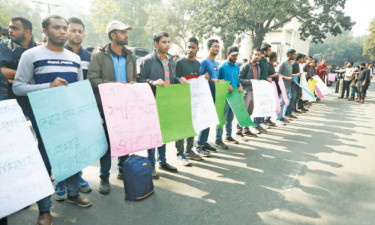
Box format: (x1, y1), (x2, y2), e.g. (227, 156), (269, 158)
(0, 15), (362, 225)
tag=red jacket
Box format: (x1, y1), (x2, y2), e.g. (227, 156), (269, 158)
(317, 64), (326, 80)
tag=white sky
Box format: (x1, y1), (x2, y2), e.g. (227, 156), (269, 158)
(30, 0), (374, 36)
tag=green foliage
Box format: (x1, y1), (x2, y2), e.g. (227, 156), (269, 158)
(309, 31), (370, 66)
(189, 0), (354, 48)
(363, 19), (375, 61)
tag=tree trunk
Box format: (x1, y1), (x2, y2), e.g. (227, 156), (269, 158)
(252, 24), (266, 49)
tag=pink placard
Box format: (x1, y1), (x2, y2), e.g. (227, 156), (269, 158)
(98, 83), (163, 157)
(315, 86), (324, 99)
(272, 81), (281, 114)
(277, 74), (290, 106)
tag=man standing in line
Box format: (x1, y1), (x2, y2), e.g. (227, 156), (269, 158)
(215, 46), (243, 148)
(87, 20), (137, 193)
(277, 49), (299, 123)
(13, 15), (90, 225)
(54, 17), (93, 201)
(357, 63), (371, 103)
(291, 53), (303, 116)
(138, 31), (186, 177)
(237, 48), (261, 136)
(196, 39), (221, 152)
(174, 37), (207, 166)
(317, 59), (328, 83)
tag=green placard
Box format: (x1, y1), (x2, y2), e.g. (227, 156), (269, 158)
(156, 84), (197, 143)
(227, 87), (256, 127)
(215, 81), (230, 128)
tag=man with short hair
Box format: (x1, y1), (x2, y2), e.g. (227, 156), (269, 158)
(196, 39), (221, 152)
(174, 37), (207, 165)
(317, 59), (328, 83)
(13, 15), (90, 225)
(88, 20), (137, 194)
(53, 17), (93, 201)
(357, 63), (371, 103)
(0, 17), (37, 115)
(215, 46), (243, 148)
(291, 53), (303, 116)
(237, 48), (261, 136)
(139, 31), (185, 177)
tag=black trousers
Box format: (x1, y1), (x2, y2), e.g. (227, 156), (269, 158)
(341, 80), (351, 98)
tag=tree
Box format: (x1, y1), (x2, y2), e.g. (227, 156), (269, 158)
(147, 0), (191, 54)
(189, 0), (354, 49)
(89, 0), (156, 50)
(309, 31), (370, 66)
(363, 18), (375, 61)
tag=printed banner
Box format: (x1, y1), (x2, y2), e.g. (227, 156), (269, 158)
(278, 74), (290, 106)
(156, 84), (197, 143)
(99, 83), (163, 157)
(300, 75), (317, 101)
(215, 81), (230, 128)
(313, 75), (331, 96)
(307, 79), (318, 102)
(227, 87), (256, 127)
(188, 76), (219, 133)
(272, 81), (281, 114)
(0, 100), (54, 218)
(251, 80), (277, 117)
(28, 80), (108, 182)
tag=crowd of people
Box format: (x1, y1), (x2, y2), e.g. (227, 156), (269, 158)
(0, 15), (373, 225)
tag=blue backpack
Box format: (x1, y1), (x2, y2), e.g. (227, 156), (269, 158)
(122, 155), (154, 201)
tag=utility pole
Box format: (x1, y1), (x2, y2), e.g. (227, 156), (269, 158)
(32, 1), (62, 14)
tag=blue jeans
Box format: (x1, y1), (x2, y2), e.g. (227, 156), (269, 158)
(350, 86), (356, 98)
(197, 127), (210, 147)
(284, 88), (293, 117)
(216, 102), (234, 141)
(99, 114), (129, 179)
(28, 111), (52, 213)
(291, 84), (300, 112)
(277, 94), (285, 121)
(148, 144), (166, 168)
(253, 117), (263, 127)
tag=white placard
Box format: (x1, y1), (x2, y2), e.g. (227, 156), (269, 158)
(0, 99), (54, 218)
(313, 75), (331, 96)
(251, 80), (277, 117)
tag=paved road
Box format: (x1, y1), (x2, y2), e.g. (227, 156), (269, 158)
(8, 83), (375, 225)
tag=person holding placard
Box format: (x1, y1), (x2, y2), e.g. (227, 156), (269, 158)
(13, 15), (88, 225)
(139, 31), (187, 177)
(216, 46), (243, 148)
(87, 20), (137, 194)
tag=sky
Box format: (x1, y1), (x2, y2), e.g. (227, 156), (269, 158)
(31, 0), (374, 36)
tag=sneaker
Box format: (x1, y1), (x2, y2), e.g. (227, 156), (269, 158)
(243, 130), (257, 137)
(54, 182), (67, 201)
(276, 120), (285, 126)
(152, 168), (159, 178)
(185, 151), (202, 161)
(67, 195), (92, 207)
(99, 178), (110, 194)
(283, 118), (290, 123)
(225, 136), (239, 144)
(204, 143), (217, 152)
(117, 171), (123, 180)
(196, 147), (211, 156)
(249, 127), (260, 134)
(259, 123), (270, 129)
(266, 121), (276, 127)
(258, 126), (268, 134)
(79, 176), (92, 193)
(177, 155), (191, 166)
(214, 140), (228, 149)
(159, 163), (178, 172)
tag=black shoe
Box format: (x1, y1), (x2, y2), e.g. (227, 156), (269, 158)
(236, 132), (244, 137)
(243, 130), (257, 137)
(293, 110), (302, 114)
(159, 163), (178, 172)
(117, 171), (123, 180)
(215, 140), (228, 149)
(204, 143), (217, 152)
(225, 137), (239, 144)
(302, 108), (308, 112)
(99, 178), (110, 194)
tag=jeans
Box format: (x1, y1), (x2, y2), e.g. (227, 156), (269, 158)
(55, 173), (81, 197)
(277, 94), (285, 121)
(291, 84), (300, 111)
(284, 88), (293, 117)
(358, 83), (368, 100)
(342, 80), (351, 98)
(175, 137), (194, 155)
(216, 101), (234, 141)
(253, 117), (263, 127)
(197, 128), (210, 147)
(99, 115), (129, 179)
(148, 144), (166, 168)
(350, 86), (357, 98)
(28, 111), (52, 213)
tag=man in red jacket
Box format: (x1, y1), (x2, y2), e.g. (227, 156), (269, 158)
(317, 59), (328, 83)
